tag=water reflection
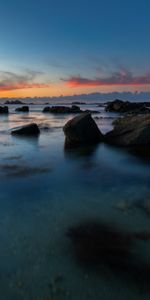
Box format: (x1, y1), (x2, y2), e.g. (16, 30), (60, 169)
(64, 143), (99, 158)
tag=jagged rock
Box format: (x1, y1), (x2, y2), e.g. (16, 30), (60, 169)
(5, 100), (24, 105)
(105, 99), (150, 114)
(63, 113), (103, 147)
(105, 115), (150, 146)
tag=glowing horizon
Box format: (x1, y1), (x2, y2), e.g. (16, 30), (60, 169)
(1, 0), (150, 99)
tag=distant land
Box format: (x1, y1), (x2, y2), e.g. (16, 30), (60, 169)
(0, 91), (150, 104)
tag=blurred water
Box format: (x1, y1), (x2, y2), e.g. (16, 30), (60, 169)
(0, 104), (150, 300)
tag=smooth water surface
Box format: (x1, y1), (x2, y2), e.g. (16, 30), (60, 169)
(0, 104), (150, 300)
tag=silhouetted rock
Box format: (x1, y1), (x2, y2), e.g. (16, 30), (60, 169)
(84, 109), (100, 114)
(43, 105), (81, 114)
(72, 101), (86, 105)
(105, 115), (150, 146)
(63, 113), (103, 147)
(11, 123), (40, 136)
(105, 99), (150, 114)
(0, 106), (9, 114)
(5, 99), (24, 105)
(15, 106), (29, 112)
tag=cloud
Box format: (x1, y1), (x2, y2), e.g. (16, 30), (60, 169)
(0, 69), (51, 91)
(63, 69), (150, 87)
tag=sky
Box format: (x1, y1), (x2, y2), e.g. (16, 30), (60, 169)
(0, 0), (150, 98)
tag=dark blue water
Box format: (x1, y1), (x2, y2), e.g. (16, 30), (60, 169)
(0, 105), (150, 300)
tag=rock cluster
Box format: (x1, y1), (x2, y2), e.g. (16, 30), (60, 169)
(43, 105), (81, 114)
(105, 99), (150, 114)
(105, 115), (150, 146)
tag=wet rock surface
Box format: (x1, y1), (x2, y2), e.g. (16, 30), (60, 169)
(63, 113), (103, 147)
(105, 114), (150, 146)
(11, 123), (40, 136)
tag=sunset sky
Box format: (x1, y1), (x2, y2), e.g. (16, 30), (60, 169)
(1, 0), (150, 98)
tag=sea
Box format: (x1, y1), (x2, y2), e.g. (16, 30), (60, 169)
(0, 103), (150, 300)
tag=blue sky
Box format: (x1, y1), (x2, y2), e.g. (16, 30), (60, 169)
(0, 0), (150, 97)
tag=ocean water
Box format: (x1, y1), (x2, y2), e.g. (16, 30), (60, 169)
(0, 104), (150, 300)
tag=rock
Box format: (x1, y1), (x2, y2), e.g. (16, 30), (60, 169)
(11, 123), (40, 136)
(105, 114), (150, 146)
(0, 106), (9, 114)
(5, 99), (24, 105)
(63, 113), (103, 147)
(15, 106), (29, 112)
(43, 105), (81, 114)
(115, 200), (132, 212)
(72, 101), (86, 105)
(105, 99), (150, 114)
(84, 109), (100, 114)
(135, 199), (150, 215)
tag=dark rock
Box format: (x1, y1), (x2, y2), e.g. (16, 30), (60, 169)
(43, 106), (51, 112)
(84, 109), (100, 114)
(11, 123), (40, 136)
(105, 99), (150, 114)
(105, 115), (150, 146)
(0, 106), (9, 114)
(72, 101), (86, 105)
(5, 99), (24, 105)
(43, 105), (81, 114)
(63, 113), (103, 147)
(15, 106), (29, 112)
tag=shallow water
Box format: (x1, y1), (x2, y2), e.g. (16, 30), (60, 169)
(0, 104), (150, 300)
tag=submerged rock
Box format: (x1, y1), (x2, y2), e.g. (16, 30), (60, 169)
(0, 106), (9, 114)
(115, 200), (132, 212)
(67, 220), (150, 291)
(63, 113), (103, 147)
(67, 221), (133, 266)
(15, 106), (29, 112)
(11, 123), (40, 136)
(105, 114), (150, 146)
(105, 99), (150, 114)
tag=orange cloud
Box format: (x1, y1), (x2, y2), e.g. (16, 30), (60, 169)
(0, 82), (51, 92)
(0, 70), (51, 93)
(63, 70), (150, 88)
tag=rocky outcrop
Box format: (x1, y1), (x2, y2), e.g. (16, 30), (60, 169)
(0, 106), (9, 114)
(105, 115), (150, 146)
(5, 100), (24, 105)
(15, 106), (29, 112)
(63, 113), (103, 147)
(11, 123), (40, 136)
(105, 99), (150, 114)
(43, 105), (81, 114)
(43, 105), (100, 114)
